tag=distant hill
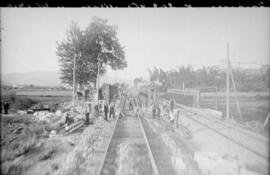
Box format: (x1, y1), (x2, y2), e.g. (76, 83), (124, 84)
(2, 71), (62, 87)
(1, 71), (134, 87)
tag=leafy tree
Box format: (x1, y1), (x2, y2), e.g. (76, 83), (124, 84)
(147, 67), (159, 82)
(134, 77), (143, 88)
(148, 64), (269, 92)
(56, 17), (127, 89)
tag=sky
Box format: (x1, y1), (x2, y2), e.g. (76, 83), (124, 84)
(1, 8), (270, 80)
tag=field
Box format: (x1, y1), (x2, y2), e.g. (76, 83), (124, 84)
(1, 89), (72, 112)
(200, 92), (270, 123)
(2, 89), (72, 96)
(164, 92), (270, 124)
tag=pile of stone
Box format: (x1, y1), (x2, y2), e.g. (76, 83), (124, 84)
(33, 110), (64, 123)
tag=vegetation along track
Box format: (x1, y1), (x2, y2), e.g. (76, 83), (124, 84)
(97, 99), (159, 175)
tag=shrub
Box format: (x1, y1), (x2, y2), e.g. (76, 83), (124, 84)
(1, 128), (37, 161)
(38, 147), (55, 161)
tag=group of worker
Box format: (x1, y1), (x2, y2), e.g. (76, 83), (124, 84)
(64, 98), (117, 131)
(64, 89), (181, 133)
(103, 101), (116, 121)
(88, 100), (117, 123)
(150, 99), (181, 132)
(126, 93), (180, 132)
(152, 99), (181, 132)
(151, 102), (161, 119)
(126, 94), (144, 117)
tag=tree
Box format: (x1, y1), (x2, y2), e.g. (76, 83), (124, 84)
(134, 77), (143, 89)
(56, 17), (127, 89)
(147, 67), (159, 82)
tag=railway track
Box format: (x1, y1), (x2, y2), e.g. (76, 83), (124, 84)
(97, 97), (159, 175)
(185, 107), (269, 144)
(162, 99), (270, 161)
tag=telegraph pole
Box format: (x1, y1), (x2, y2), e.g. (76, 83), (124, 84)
(72, 53), (76, 112)
(226, 43), (230, 120)
(173, 75), (176, 88)
(96, 56), (100, 104)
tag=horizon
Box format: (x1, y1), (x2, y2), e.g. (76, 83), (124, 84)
(2, 8), (270, 80)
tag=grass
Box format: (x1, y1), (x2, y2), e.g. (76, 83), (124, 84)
(57, 127), (97, 175)
(38, 141), (57, 161)
(1, 117), (61, 175)
(1, 115), (57, 162)
(0, 91), (73, 175)
(1, 138), (60, 175)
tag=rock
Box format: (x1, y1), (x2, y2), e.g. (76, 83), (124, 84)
(45, 113), (56, 118)
(27, 109), (34, 114)
(65, 124), (70, 131)
(49, 130), (57, 138)
(17, 110), (27, 115)
(51, 130), (56, 135)
(55, 110), (62, 116)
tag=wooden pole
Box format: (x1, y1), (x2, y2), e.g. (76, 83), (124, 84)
(226, 43), (230, 120)
(72, 54), (76, 112)
(215, 87), (218, 110)
(97, 56), (100, 104)
(174, 75), (176, 88)
(229, 60), (242, 122)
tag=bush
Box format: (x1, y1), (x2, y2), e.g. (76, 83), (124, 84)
(1, 127), (38, 161)
(38, 147), (55, 161)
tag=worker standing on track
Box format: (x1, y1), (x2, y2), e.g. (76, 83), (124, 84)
(104, 101), (109, 121)
(174, 108), (181, 128)
(85, 103), (90, 126)
(152, 103), (156, 119)
(135, 96), (143, 117)
(65, 112), (74, 131)
(109, 101), (116, 119)
(94, 104), (99, 118)
(156, 103), (161, 119)
(129, 98), (133, 111)
(168, 99), (175, 132)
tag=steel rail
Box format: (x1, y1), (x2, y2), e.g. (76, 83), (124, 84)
(97, 96), (160, 175)
(138, 114), (160, 175)
(163, 97), (268, 144)
(163, 99), (268, 160)
(96, 96), (125, 175)
(184, 111), (269, 160)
